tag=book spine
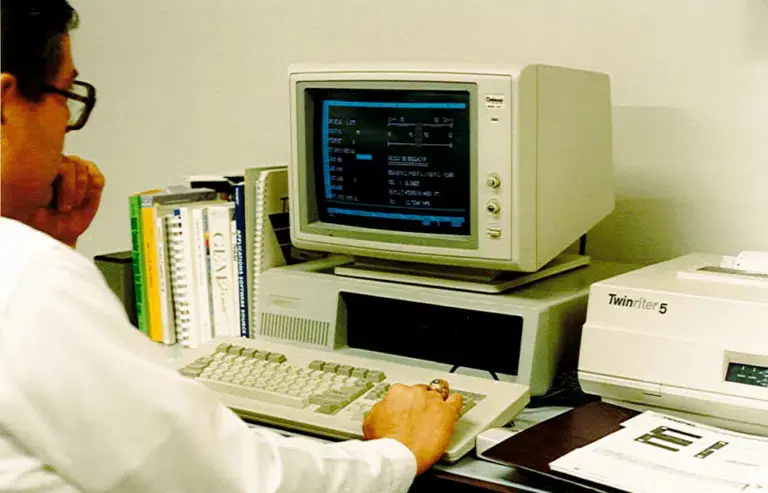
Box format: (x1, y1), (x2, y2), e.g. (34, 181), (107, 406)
(207, 204), (236, 338)
(231, 218), (241, 337)
(155, 214), (176, 345)
(233, 183), (249, 338)
(191, 206), (213, 345)
(128, 195), (149, 334)
(140, 199), (163, 342)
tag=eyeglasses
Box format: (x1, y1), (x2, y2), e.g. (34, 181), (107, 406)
(43, 80), (97, 131)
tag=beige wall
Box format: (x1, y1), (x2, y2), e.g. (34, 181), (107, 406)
(67, 0), (768, 264)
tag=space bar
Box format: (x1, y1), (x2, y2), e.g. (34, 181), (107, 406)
(198, 378), (310, 408)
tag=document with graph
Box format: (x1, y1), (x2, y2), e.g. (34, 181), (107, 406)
(550, 410), (768, 492)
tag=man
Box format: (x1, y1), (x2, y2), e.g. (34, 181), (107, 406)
(0, 1), (462, 491)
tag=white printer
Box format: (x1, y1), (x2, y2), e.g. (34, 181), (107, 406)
(579, 252), (768, 436)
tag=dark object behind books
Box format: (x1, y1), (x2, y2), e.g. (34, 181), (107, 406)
(94, 251), (138, 328)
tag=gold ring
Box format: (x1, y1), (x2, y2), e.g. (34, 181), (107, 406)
(428, 378), (450, 401)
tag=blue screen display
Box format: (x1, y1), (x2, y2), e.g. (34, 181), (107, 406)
(310, 89), (470, 236)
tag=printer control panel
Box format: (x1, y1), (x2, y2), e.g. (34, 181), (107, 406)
(726, 362), (768, 388)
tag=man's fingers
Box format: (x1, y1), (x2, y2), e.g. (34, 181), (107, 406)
(72, 162), (90, 209)
(86, 159), (106, 190)
(56, 159), (76, 212)
(445, 392), (464, 415)
(411, 384), (432, 392)
(82, 162), (105, 208)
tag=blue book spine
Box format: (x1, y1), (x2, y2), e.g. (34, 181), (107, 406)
(233, 184), (249, 337)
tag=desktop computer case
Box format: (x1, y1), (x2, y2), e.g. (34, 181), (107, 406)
(253, 256), (633, 396)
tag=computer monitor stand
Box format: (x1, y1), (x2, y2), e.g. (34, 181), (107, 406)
(333, 253), (590, 294)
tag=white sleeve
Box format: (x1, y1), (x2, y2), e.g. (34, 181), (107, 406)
(0, 246), (416, 493)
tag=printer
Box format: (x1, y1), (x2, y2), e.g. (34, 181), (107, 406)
(579, 252), (768, 436)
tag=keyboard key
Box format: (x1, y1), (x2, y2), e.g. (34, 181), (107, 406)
(351, 368), (369, 379)
(241, 348), (257, 358)
(200, 377), (310, 408)
(365, 370), (386, 383)
(340, 386), (367, 400)
(458, 390), (487, 402)
(268, 353), (287, 363)
(179, 367), (202, 378)
(323, 363), (339, 373)
(216, 343), (232, 353)
(316, 404), (340, 414)
(335, 365), (354, 377)
(322, 390), (350, 403)
(309, 395), (340, 407)
(227, 346), (243, 356)
(254, 351), (270, 361)
(308, 360), (325, 371)
(460, 400), (477, 416)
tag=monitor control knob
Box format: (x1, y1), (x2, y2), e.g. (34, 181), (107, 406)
(486, 173), (501, 189)
(485, 199), (501, 214)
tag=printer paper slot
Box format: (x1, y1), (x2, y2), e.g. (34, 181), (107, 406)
(678, 251), (768, 286)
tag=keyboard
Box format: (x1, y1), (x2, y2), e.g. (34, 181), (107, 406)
(176, 336), (530, 462)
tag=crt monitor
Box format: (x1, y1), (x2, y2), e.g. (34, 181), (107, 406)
(289, 63), (614, 272)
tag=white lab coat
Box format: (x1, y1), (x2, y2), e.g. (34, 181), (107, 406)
(0, 217), (416, 492)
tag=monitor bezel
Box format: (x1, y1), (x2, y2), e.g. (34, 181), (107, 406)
(295, 80), (479, 250)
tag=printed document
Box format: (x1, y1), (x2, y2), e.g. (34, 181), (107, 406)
(550, 411), (768, 492)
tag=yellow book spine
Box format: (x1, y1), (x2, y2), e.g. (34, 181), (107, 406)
(141, 205), (163, 342)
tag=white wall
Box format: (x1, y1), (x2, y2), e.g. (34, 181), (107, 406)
(67, 0), (768, 265)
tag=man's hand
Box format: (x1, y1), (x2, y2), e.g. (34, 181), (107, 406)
(362, 384), (463, 475)
(29, 156), (105, 247)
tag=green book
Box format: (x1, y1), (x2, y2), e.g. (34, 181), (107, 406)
(128, 194), (150, 334)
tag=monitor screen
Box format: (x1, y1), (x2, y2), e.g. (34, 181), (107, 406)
(310, 89), (471, 236)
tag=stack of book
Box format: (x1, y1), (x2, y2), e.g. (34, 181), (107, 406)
(128, 166), (293, 348)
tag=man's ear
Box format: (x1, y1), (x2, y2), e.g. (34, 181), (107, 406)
(1, 73), (19, 124)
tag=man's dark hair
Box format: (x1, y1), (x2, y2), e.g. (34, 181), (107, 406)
(1, 0), (79, 101)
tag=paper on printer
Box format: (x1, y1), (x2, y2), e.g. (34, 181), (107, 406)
(550, 410), (768, 493)
(678, 250), (768, 286)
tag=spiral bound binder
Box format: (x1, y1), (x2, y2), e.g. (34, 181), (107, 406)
(250, 167), (288, 331)
(167, 211), (201, 348)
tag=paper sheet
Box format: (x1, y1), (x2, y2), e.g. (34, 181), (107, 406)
(550, 411), (768, 492)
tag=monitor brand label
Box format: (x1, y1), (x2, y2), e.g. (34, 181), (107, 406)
(485, 94), (505, 109)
